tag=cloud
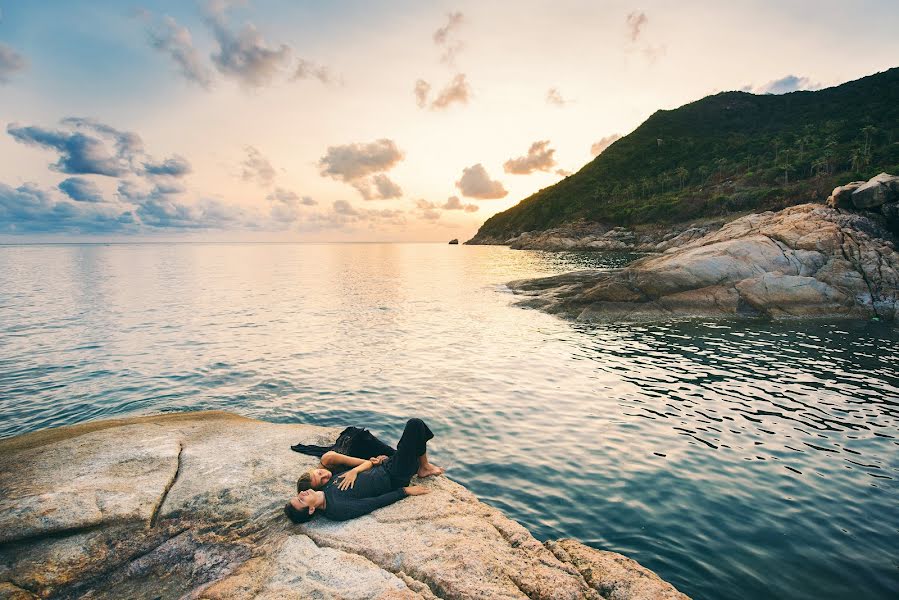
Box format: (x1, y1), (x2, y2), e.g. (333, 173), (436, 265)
(58, 177), (104, 203)
(267, 187), (316, 224)
(292, 58), (339, 85)
(546, 88), (568, 106)
(433, 11), (464, 45)
(318, 138), (405, 200)
(117, 178), (248, 229)
(0, 182), (135, 233)
(626, 12), (648, 42)
(430, 73), (471, 110)
(0, 43), (27, 83)
(433, 11), (465, 65)
(414, 199), (442, 221)
(455, 164), (507, 199)
(591, 134), (622, 156)
(8, 118), (192, 182)
(146, 15), (213, 89)
(442, 195), (478, 212)
(372, 173), (403, 199)
(240, 146), (276, 186)
(555, 169), (572, 177)
(414, 195), (479, 220)
(743, 75), (822, 95)
(414, 79), (431, 108)
(204, 1), (292, 88)
(503, 140), (557, 175)
(144, 155), (192, 177)
(8, 121), (136, 177)
(320, 199), (405, 227)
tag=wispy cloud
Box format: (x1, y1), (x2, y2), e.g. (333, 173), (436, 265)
(743, 74), (822, 95)
(433, 11), (465, 65)
(503, 140), (557, 175)
(414, 79), (431, 108)
(292, 58), (339, 85)
(413, 195), (479, 220)
(626, 12), (648, 42)
(240, 146), (276, 186)
(625, 11), (664, 63)
(455, 163), (507, 199)
(0, 43), (27, 84)
(267, 187), (316, 225)
(430, 73), (471, 110)
(318, 138), (405, 200)
(204, 1), (292, 88)
(145, 15), (213, 89)
(546, 88), (569, 106)
(590, 134), (622, 156)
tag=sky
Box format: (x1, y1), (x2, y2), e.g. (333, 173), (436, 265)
(1, 0), (898, 242)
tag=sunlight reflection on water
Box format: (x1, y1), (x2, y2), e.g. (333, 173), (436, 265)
(0, 242), (897, 600)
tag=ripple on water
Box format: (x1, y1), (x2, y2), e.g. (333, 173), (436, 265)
(0, 243), (897, 600)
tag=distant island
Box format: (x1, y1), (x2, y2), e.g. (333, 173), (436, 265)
(467, 67), (899, 248)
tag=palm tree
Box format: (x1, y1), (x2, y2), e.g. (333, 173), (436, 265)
(862, 125), (877, 157)
(675, 166), (689, 190)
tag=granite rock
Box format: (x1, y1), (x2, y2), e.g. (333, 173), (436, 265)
(0, 412), (689, 600)
(508, 204), (898, 321)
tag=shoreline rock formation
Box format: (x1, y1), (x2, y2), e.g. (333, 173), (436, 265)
(0, 411), (689, 600)
(466, 219), (727, 253)
(508, 201), (899, 322)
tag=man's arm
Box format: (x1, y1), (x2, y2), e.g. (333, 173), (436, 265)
(326, 486), (429, 521)
(327, 489), (406, 521)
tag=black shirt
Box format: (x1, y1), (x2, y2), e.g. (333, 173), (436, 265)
(322, 465), (406, 521)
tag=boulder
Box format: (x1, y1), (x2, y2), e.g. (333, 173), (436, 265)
(826, 181), (866, 209)
(851, 172), (899, 209)
(0, 411), (690, 600)
(508, 204), (899, 321)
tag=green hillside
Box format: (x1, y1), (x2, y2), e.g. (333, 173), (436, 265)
(471, 67), (899, 241)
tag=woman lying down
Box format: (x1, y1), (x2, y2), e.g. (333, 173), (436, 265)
(285, 418), (445, 523)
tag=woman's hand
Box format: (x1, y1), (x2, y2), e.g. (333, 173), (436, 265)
(368, 455), (388, 466)
(337, 471), (358, 490)
(402, 485), (430, 496)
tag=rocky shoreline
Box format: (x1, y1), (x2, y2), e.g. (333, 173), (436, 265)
(495, 174), (899, 322)
(0, 411), (689, 600)
(466, 219), (727, 253)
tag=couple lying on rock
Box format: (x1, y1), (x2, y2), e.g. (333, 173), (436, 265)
(285, 418), (444, 524)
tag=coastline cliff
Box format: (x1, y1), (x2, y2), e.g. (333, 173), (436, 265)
(0, 411), (689, 600)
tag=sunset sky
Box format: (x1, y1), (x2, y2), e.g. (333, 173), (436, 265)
(1, 0), (898, 242)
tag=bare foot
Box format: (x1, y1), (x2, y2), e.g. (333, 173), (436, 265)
(417, 463), (445, 478)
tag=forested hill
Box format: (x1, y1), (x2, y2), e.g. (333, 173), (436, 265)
(468, 67), (899, 243)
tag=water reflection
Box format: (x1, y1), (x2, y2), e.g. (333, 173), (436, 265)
(0, 243), (897, 600)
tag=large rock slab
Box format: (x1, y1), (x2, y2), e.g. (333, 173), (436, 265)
(851, 172), (899, 209)
(0, 412), (689, 599)
(508, 204), (899, 321)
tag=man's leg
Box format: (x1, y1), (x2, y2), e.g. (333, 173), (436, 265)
(385, 418), (439, 488)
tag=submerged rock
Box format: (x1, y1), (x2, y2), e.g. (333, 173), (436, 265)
(508, 204), (899, 321)
(0, 411), (689, 600)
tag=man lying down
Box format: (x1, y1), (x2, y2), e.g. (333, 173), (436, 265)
(284, 418), (445, 523)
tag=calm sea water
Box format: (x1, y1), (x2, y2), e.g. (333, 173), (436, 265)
(1, 243), (897, 600)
